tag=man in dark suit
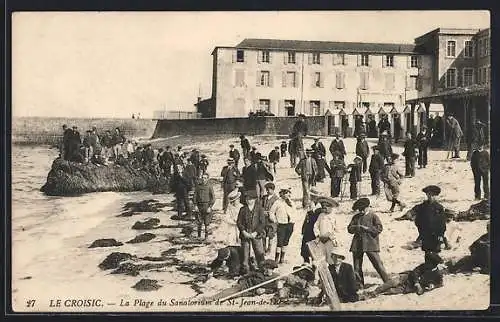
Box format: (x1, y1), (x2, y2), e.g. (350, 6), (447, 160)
(311, 138), (327, 182)
(470, 145), (490, 200)
(348, 198), (390, 288)
(209, 246), (243, 277)
(416, 126), (430, 169)
(355, 134), (370, 173)
(329, 133), (346, 160)
(229, 144), (241, 169)
(295, 149), (318, 208)
(324, 249), (359, 303)
(240, 135), (251, 160)
(242, 158), (257, 197)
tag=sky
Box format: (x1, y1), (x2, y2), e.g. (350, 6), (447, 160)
(12, 11), (490, 118)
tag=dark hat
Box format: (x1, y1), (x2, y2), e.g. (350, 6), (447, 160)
(245, 190), (258, 200)
(166, 145), (171, 149)
(261, 259), (278, 269)
(227, 158), (234, 163)
(229, 144), (234, 148)
(422, 185), (441, 196)
(391, 153), (400, 160)
(425, 252), (443, 266)
(317, 196), (339, 208)
(255, 152), (262, 159)
(201, 154), (207, 158)
(305, 149), (313, 154)
(352, 197), (370, 211)
(239, 134), (245, 138)
(177, 145), (182, 149)
(281, 141), (286, 144)
(353, 155), (362, 162)
(275, 146), (279, 149)
(72, 126), (78, 129)
(216, 247), (231, 260)
(264, 182), (276, 190)
(252, 146), (257, 150)
(279, 187), (292, 196)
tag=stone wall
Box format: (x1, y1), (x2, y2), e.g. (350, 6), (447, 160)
(152, 116), (328, 138)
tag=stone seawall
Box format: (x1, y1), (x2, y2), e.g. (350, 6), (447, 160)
(12, 117), (157, 146)
(152, 116), (328, 138)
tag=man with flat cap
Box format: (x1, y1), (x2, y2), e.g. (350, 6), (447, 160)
(229, 144), (241, 169)
(209, 246), (243, 278)
(262, 182), (280, 254)
(378, 131), (393, 163)
(221, 158), (241, 213)
(348, 197), (390, 288)
(329, 133), (347, 160)
(369, 146), (384, 196)
(414, 185), (449, 255)
(295, 149), (318, 208)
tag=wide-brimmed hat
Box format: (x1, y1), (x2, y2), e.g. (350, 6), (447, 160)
(381, 131), (388, 136)
(317, 196), (339, 209)
(353, 155), (362, 162)
(310, 188), (324, 197)
(422, 185), (441, 196)
(228, 189), (241, 202)
(262, 259), (278, 269)
(352, 197), (370, 211)
(264, 182), (276, 190)
(330, 248), (346, 260)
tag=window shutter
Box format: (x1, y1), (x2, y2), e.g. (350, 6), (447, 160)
(407, 56), (411, 68)
(335, 71), (341, 89)
(269, 52), (272, 64)
(232, 50), (237, 63)
(309, 101), (314, 115)
(368, 55), (371, 67)
(417, 56), (422, 68)
(341, 72), (346, 89)
(269, 72), (274, 88)
(320, 72), (325, 88)
(256, 71), (261, 87)
(456, 69), (461, 87)
(282, 71), (286, 87)
(320, 53), (324, 65)
(416, 77), (422, 90)
(332, 54), (336, 65)
(405, 75), (411, 90)
(311, 72), (316, 87)
(308, 53), (313, 65)
(357, 54), (361, 66)
(342, 54), (346, 65)
(320, 101), (326, 115)
(294, 72), (299, 88)
(278, 100), (284, 116)
(382, 55), (386, 68)
(244, 51), (248, 63)
(283, 52), (288, 65)
(257, 51), (262, 63)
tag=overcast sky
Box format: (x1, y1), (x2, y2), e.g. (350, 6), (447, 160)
(12, 11), (490, 118)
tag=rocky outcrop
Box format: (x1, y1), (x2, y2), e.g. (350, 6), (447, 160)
(40, 158), (165, 196)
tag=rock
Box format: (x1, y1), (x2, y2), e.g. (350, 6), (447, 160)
(161, 248), (178, 256)
(126, 233), (156, 244)
(89, 239), (123, 248)
(132, 279), (162, 291)
(99, 252), (134, 270)
(112, 262), (141, 276)
(122, 199), (168, 213)
(176, 263), (211, 275)
(132, 218), (161, 230)
(40, 158), (165, 196)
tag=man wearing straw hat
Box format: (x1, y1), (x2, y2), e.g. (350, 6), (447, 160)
(295, 149), (318, 208)
(313, 196), (340, 264)
(317, 247), (358, 303)
(348, 197), (390, 289)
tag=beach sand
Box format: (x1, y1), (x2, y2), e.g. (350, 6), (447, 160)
(11, 136), (489, 312)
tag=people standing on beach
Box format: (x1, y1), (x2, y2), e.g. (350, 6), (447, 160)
(189, 148), (201, 177)
(199, 154), (209, 177)
(255, 154), (274, 200)
(416, 126), (430, 169)
(295, 149), (318, 208)
(237, 190), (266, 274)
(61, 124), (72, 160)
(313, 196), (339, 263)
(274, 188), (296, 264)
(378, 131), (393, 163)
(240, 135), (251, 159)
(414, 185), (449, 256)
(348, 197), (390, 289)
(172, 163), (192, 219)
(446, 115), (463, 159)
(101, 130), (113, 161)
(382, 153), (406, 212)
(262, 182), (280, 255)
(311, 137), (327, 183)
(249, 147), (258, 164)
(325, 152), (347, 198)
(403, 132), (418, 177)
(221, 158), (241, 214)
(242, 158), (257, 198)
(193, 173), (216, 240)
(268, 147), (280, 175)
(300, 190), (323, 263)
(470, 145), (490, 200)
(329, 133), (347, 160)
(112, 127), (125, 161)
(368, 146), (384, 196)
(348, 156), (362, 200)
(355, 134), (370, 174)
(82, 130), (92, 163)
(378, 114), (391, 138)
(229, 144), (241, 169)
(280, 141), (287, 158)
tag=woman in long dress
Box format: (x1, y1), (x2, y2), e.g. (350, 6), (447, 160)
(382, 153), (406, 212)
(224, 189), (242, 246)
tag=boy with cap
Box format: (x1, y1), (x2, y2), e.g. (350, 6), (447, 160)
(416, 126), (430, 168)
(318, 248), (358, 303)
(329, 133), (347, 160)
(361, 252), (445, 299)
(193, 173), (216, 240)
(255, 154), (275, 200)
(347, 156), (363, 200)
(262, 182), (280, 254)
(355, 134), (370, 174)
(414, 185), (449, 255)
(229, 144), (241, 169)
(369, 146), (384, 196)
(325, 152), (347, 198)
(348, 198), (390, 288)
(280, 141), (288, 158)
(268, 147), (281, 174)
(221, 158), (241, 213)
(199, 154), (209, 177)
(274, 187), (296, 264)
(382, 153), (406, 212)
(295, 149), (318, 208)
(237, 191), (267, 274)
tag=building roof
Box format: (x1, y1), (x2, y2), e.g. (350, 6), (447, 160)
(407, 84), (490, 103)
(415, 28), (481, 44)
(234, 38), (419, 54)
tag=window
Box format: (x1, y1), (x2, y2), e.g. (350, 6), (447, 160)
(408, 75), (418, 90)
(261, 50), (270, 63)
(464, 41), (474, 58)
(314, 72), (321, 88)
(385, 55), (394, 67)
(487, 66), (491, 84)
(329, 101), (345, 110)
(310, 101), (321, 116)
(478, 39), (484, 57)
(312, 53), (321, 64)
(359, 71), (369, 90)
(288, 52), (296, 64)
(360, 54), (369, 66)
(484, 38), (490, 56)
(463, 68), (474, 86)
(333, 53), (345, 65)
(361, 102), (370, 108)
(335, 71), (345, 89)
(478, 68), (483, 84)
(236, 50), (245, 62)
(259, 99), (271, 112)
(285, 71), (296, 87)
(284, 100), (296, 116)
(385, 73), (395, 90)
(446, 40), (456, 57)
(235, 69), (245, 87)
(411, 55), (419, 68)
(260, 71), (270, 87)
(446, 68), (457, 88)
